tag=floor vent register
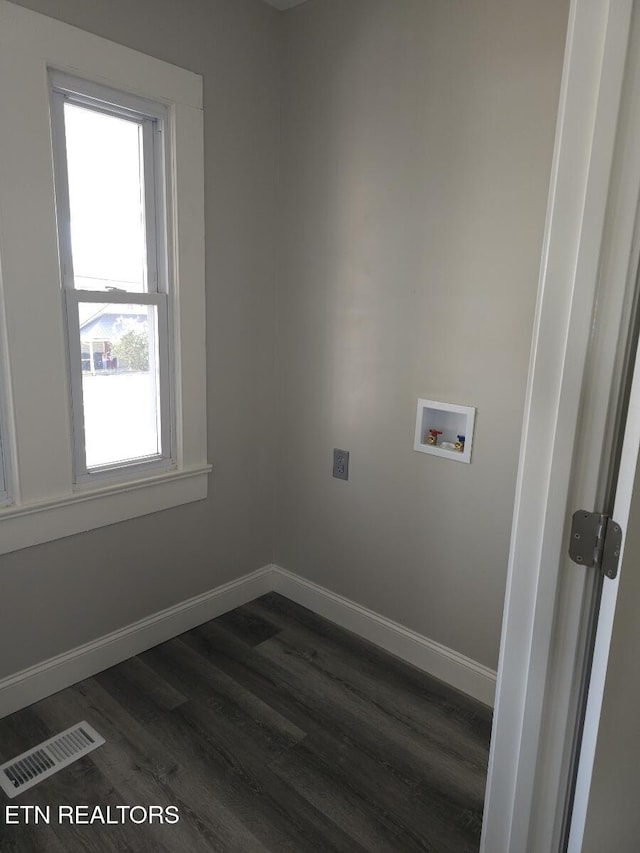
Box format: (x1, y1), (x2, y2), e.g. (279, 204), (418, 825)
(0, 721), (105, 798)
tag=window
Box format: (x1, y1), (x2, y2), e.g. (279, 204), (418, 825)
(0, 0), (209, 554)
(50, 75), (172, 481)
(0, 396), (7, 505)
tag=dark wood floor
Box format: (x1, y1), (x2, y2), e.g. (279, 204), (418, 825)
(0, 593), (491, 852)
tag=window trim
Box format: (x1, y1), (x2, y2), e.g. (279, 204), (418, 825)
(0, 0), (210, 555)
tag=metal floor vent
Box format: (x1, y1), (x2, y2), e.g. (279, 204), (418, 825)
(0, 721), (105, 799)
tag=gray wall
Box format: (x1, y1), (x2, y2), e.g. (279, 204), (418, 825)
(0, 0), (571, 683)
(0, 0), (281, 679)
(275, 0), (568, 669)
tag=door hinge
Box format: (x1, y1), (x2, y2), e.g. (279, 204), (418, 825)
(569, 510), (622, 580)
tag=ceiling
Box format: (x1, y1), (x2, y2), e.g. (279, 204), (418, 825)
(262, 0), (309, 10)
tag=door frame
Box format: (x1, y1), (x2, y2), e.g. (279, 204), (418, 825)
(566, 2), (640, 844)
(567, 315), (640, 850)
(481, 1), (637, 850)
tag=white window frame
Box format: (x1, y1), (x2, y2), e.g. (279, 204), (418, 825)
(50, 74), (174, 483)
(0, 1), (210, 554)
(0, 400), (7, 505)
(65, 292), (172, 483)
(0, 254), (14, 510)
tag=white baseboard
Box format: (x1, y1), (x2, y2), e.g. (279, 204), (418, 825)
(271, 565), (496, 706)
(0, 565), (273, 719)
(0, 562), (496, 719)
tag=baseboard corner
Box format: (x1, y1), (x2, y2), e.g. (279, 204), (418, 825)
(270, 564), (496, 707)
(0, 560), (496, 718)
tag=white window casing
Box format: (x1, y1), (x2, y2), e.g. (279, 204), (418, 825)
(0, 0), (210, 554)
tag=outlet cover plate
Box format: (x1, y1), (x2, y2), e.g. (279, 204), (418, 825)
(333, 449), (349, 480)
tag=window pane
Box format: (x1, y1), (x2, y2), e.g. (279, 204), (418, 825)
(79, 303), (161, 469)
(64, 103), (147, 292)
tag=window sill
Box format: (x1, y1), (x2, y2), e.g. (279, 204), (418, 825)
(0, 464), (211, 555)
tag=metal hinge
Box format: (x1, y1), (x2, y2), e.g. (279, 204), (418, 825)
(569, 510), (623, 580)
